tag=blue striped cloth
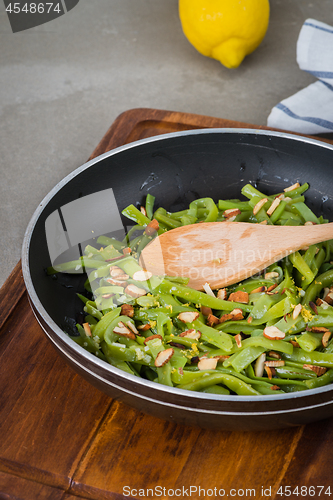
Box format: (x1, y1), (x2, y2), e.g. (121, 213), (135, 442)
(267, 19), (333, 134)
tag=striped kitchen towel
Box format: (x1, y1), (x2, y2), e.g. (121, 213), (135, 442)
(267, 19), (333, 134)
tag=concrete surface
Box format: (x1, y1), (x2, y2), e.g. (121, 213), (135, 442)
(1, 0), (332, 287)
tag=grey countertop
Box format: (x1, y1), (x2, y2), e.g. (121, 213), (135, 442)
(1, 0), (332, 288)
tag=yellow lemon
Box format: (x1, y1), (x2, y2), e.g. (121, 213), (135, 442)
(179, 0), (270, 68)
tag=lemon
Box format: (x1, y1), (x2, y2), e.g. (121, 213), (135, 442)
(179, 0), (270, 69)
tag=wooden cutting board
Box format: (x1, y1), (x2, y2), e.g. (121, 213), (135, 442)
(1, 108), (333, 500)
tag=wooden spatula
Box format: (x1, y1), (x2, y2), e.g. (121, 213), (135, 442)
(139, 221), (333, 290)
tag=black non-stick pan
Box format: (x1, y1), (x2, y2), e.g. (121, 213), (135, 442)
(22, 129), (333, 431)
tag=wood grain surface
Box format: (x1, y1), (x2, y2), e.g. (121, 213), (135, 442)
(1, 108), (333, 500)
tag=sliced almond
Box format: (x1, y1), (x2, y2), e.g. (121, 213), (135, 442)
(198, 357), (218, 371)
(107, 278), (128, 287)
(311, 326), (330, 333)
(264, 360), (285, 367)
(126, 321), (138, 334)
(122, 247), (132, 255)
(309, 301), (318, 314)
(217, 288), (227, 300)
(284, 182), (300, 192)
(83, 323), (92, 337)
(132, 270), (153, 282)
(303, 364), (327, 376)
(101, 293), (113, 299)
(230, 308), (244, 320)
(144, 334), (163, 345)
(219, 313), (233, 324)
(250, 286), (267, 294)
(154, 348), (174, 367)
(290, 339), (300, 348)
(137, 323), (152, 331)
(292, 303), (302, 320)
(144, 219), (159, 236)
(253, 197), (268, 215)
(214, 355), (230, 362)
(268, 351), (282, 359)
(254, 353), (266, 377)
(270, 385), (281, 390)
(322, 330), (332, 348)
(200, 306), (213, 316)
(324, 292), (333, 305)
(228, 291), (249, 304)
(264, 365), (274, 380)
(223, 208), (241, 219)
(113, 322), (136, 340)
(259, 220), (268, 225)
(124, 284), (147, 298)
(110, 266), (129, 279)
(140, 205), (147, 216)
(177, 311), (199, 324)
(207, 314), (219, 327)
(263, 326), (285, 340)
(304, 221), (316, 226)
(247, 316), (253, 324)
(267, 284), (278, 293)
(179, 329), (201, 340)
(121, 303), (135, 318)
(267, 197), (281, 216)
(235, 334), (242, 348)
(264, 271), (280, 280)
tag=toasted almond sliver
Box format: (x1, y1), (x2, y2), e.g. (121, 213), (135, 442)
(250, 286), (267, 294)
(259, 220), (268, 225)
(219, 313), (233, 324)
(177, 311), (200, 324)
(155, 348), (174, 367)
(235, 334), (242, 348)
(268, 351), (282, 359)
(179, 329), (202, 340)
(303, 364), (327, 376)
(311, 326), (330, 333)
(284, 182), (300, 192)
(322, 330), (332, 348)
(304, 221), (316, 226)
(132, 270), (153, 282)
(144, 334), (163, 345)
(263, 325), (285, 340)
(228, 291), (249, 304)
(253, 197), (268, 215)
(201, 306), (213, 316)
(217, 288), (227, 300)
(264, 271), (280, 280)
(113, 322), (136, 340)
(223, 208), (241, 219)
(83, 323), (92, 337)
(267, 284), (278, 293)
(124, 284), (147, 298)
(324, 292), (333, 305)
(126, 321), (138, 334)
(137, 323), (151, 331)
(120, 303), (135, 318)
(140, 206), (147, 216)
(292, 303), (302, 320)
(198, 357), (218, 371)
(267, 197), (281, 216)
(230, 308), (244, 320)
(207, 314), (220, 326)
(290, 339), (300, 348)
(264, 360), (285, 367)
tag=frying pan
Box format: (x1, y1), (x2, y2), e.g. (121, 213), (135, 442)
(21, 128), (333, 431)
